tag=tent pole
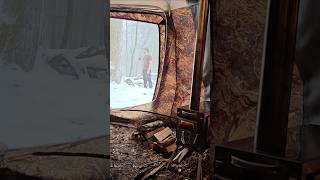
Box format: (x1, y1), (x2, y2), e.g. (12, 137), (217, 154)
(190, 0), (209, 111)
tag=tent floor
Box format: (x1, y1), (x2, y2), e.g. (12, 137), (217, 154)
(3, 136), (109, 179)
(110, 124), (211, 179)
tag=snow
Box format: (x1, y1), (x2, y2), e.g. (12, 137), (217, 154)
(110, 76), (157, 109)
(0, 47), (108, 150)
(110, 18), (159, 109)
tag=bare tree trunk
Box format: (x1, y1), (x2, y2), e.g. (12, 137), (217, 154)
(5, 0), (42, 72)
(60, 0), (73, 48)
(110, 18), (123, 84)
(129, 22), (139, 77)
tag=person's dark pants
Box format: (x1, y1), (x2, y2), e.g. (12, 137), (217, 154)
(143, 70), (152, 88)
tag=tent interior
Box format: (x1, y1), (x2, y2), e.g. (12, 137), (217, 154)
(0, 0), (320, 179)
(110, 0), (320, 179)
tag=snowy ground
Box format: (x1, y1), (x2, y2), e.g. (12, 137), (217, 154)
(0, 47), (109, 150)
(110, 75), (157, 109)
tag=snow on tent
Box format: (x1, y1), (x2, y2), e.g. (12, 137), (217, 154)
(0, 0), (108, 157)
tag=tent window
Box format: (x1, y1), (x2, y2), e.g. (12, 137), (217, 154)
(110, 18), (160, 109)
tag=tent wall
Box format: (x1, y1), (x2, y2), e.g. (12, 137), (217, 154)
(207, 0), (303, 176)
(209, 0), (303, 156)
(110, 1), (304, 166)
(170, 6), (199, 114)
(111, 12), (163, 24)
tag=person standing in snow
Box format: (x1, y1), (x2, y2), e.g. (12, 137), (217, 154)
(141, 48), (153, 88)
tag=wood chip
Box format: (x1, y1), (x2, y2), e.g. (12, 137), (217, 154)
(172, 148), (189, 164)
(153, 127), (173, 142)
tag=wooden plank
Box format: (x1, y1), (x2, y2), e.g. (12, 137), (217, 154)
(153, 127), (173, 142)
(144, 127), (165, 139)
(140, 162), (166, 180)
(189, 0), (209, 110)
(111, 122), (136, 128)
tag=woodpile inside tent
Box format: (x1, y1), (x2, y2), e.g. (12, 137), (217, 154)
(111, 123), (211, 179)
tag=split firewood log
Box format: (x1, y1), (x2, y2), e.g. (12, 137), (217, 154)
(144, 127), (165, 139)
(153, 127), (173, 142)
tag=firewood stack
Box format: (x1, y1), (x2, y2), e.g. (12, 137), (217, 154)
(132, 120), (177, 154)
